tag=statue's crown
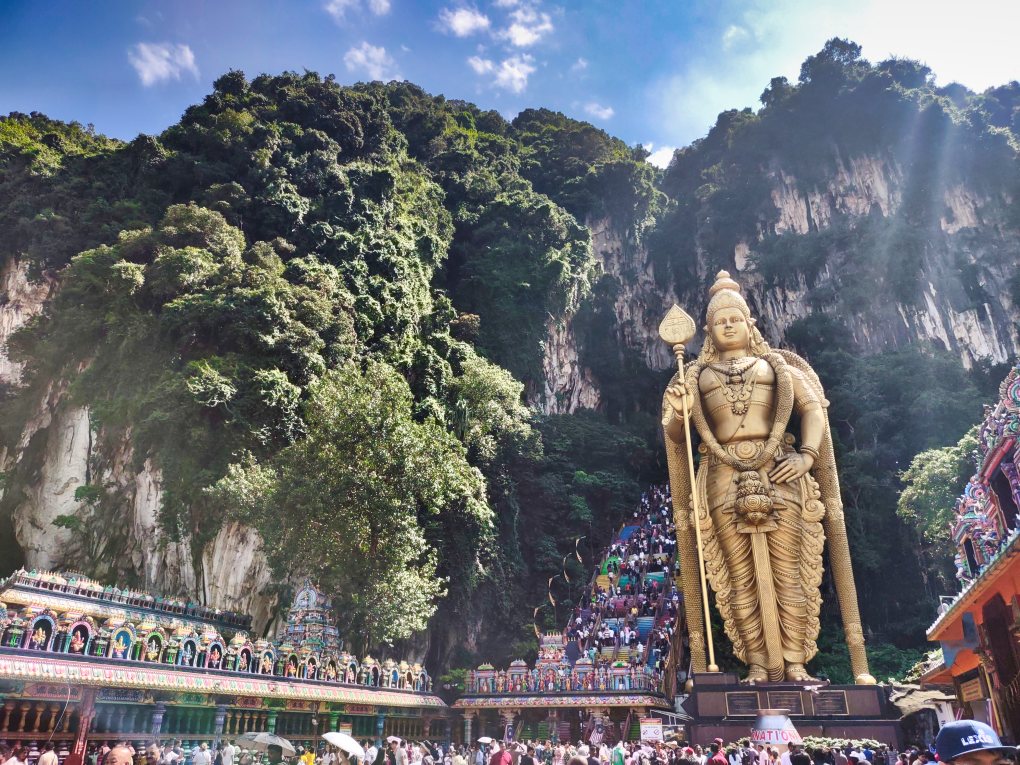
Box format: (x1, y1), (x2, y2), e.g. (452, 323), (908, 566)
(705, 270), (751, 326)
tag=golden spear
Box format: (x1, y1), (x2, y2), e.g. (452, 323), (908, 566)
(659, 305), (719, 674)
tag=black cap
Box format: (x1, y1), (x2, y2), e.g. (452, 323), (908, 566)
(935, 721), (1012, 762)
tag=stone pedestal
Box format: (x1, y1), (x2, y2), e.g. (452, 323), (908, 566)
(682, 672), (902, 746)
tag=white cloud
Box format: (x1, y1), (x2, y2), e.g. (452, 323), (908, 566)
(646, 146), (677, 169)
(469, 54), (535, 93)
(493, 0), (519, 6)
(494, 54), (536, 92)
(127, 42), (199, 87)
(324, 0), (389, 22)
(439, 6), (491, 37)
(648, 0), (1020, 148)
(583, 102), (614, 120)
(344, 41), (400, 81)
(570, 57), (588, 73)
(468, 56), (495, 74)
(721, 24), (750, 51)
(500, 5), (553, 47)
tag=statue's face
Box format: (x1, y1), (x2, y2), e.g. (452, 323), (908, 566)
(710, 306), (750, 351)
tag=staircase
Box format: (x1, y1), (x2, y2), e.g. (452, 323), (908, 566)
(536, 722), (550, 741)
(627, 718), (641, 741)
(636, 616), (655, 640)
(557, 720), (573, 743)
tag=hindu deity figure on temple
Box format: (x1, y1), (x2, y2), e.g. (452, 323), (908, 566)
(662, 271), (876, 685)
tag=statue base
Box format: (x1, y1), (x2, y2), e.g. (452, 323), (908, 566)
(680, 672), (902, 746)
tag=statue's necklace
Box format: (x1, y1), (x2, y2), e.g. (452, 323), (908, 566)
(708, 357), (758, 415)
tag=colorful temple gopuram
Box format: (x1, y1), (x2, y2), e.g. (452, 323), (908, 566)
(0, 572), (447, 760)
(925, 361), (1020, 739)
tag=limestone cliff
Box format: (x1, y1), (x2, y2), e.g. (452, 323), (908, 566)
(0, 323), (280, 632)
(535, 152), (1019, 415)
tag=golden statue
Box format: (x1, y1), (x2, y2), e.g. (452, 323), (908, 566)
(661, 271), (875, 685)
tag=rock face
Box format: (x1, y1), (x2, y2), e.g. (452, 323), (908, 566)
(0, 308), (281, 632)
(0, 257), (56, 386)
(534, 153), (1020, 413)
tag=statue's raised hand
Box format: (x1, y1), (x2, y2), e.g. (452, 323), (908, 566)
(768, 451), (814, 483)
(665, 381), (694, 416)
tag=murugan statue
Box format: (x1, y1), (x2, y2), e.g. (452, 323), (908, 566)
(662, 271), (875, 685)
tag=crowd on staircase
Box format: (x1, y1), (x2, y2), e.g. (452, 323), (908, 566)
(565, 486), (684, 684)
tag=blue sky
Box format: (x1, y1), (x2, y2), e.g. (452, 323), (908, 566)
(1, 0), (1017, 167)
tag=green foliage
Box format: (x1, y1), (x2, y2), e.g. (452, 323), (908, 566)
(211, 361), (490, 649)
(7, 204), (358, 543)
(898, 426), (979, 578)
(786, 335), (988, 645)
(809, 625), (926, 684)
(450, 190), (596, 382)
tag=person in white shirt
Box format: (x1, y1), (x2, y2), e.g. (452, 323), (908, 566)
(222, 743), (236, 765)
(194, 744), (212, 765)
(38, 744), (59, 765)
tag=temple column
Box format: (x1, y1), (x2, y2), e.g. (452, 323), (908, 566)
(1, 701), (14, 732)
(266, 710), (278, 734)
(60, 705), (75, 733)
(375, 713), (385, 747)
(152, 703), (167, 736)
(73, 691), (96, 759)
(31, 702), (46, 732)
(214, 705), (227, 746)
(47, 703), (60, 732)
(18, 702), (30, 732)
(547, 711), (559, 745)
(498, 709), (518, 740)
(462, 712), (475, 746)
(328, 712), (339, 733)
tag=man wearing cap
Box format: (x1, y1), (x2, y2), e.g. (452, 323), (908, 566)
(935, 721), (1016, 765)
(709, 741), (727, 765)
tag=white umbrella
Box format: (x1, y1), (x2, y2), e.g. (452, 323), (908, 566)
(386, 737), (402, 745)
(235, 732), (297, 755)
(477, 738), (493, 745)
(323, 733), (365, 759)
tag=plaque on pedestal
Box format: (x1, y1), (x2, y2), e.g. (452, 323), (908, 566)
(725, 692), (760, 716)
(813, 690), (849, 716)
(766, 691), (804, 716)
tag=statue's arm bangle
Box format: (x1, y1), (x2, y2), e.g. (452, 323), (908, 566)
(800, 445), (820, 460)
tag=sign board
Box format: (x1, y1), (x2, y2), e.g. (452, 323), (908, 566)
(813, 691), (849, 716)
(640, 718), (663, 742)
(751, 711), (802, 746)
(345, 705), (376, 716)
(338, 723), (353, 737)
(766, 691), (804, 716)
(725, 691), (760, 716)
(960, 678), (985, 703)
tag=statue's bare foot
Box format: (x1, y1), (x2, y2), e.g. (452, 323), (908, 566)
(744, 665), (768, 684)
(785, 663), (817, 682)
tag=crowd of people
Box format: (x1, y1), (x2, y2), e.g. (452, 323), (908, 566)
(4, 721), (1016, 765)
(566, 486), (683, 681)
(439, 721), (1015, 765)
